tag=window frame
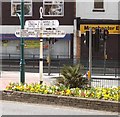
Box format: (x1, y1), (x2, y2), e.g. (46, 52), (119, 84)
(11, 0), (32, 17)
(43, 0), (64, 17)
(93, 0), (105, 12)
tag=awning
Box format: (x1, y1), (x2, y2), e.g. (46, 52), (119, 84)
(0, 34), (72, 40)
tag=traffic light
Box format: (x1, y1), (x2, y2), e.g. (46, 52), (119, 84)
(94, 28), (107, 52)
(84, 31), (89, 47)
(84, 28), (108, 52)
(94, 28), (100, 52)
(84, 30), (94, 48)
(103, 28), (109, 41)
(52, 38), (58, 44)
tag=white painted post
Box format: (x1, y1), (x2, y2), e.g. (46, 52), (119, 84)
(39, 7), (43, 84)
(39, 37), (43, 84)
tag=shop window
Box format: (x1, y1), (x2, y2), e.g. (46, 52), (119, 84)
(2, 40), (8, 47)
(43, 0), (64, 17)
(11, 0), (32, 16)
(93, 0), (105, 12)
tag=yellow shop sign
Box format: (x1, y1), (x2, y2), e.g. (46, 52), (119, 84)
(80, 24), (120, 34)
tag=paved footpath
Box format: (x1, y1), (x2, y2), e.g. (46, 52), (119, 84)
(0, 71), (60, 90)
(0, 71), (119, 90)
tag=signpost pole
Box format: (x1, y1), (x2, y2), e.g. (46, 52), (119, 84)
(39, 37), (43, 84)
(39, 7), (43, 84)
(15, 7), (66, 83)
(20, 0), (25, 84)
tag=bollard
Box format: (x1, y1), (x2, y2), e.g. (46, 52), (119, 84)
(87, 71), (91, 80)
(86, 71), (91, 87)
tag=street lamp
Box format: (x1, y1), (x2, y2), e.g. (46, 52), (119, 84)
(16, 0), (25, 84)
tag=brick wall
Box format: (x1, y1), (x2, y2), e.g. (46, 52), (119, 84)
(1, 90), (120, 112)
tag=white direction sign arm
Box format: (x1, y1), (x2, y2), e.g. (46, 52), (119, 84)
(15, 29), (39, 38)
(40, 30), (66, 38)
(15, 29), (66, 38)
(25, 20), (59, 29)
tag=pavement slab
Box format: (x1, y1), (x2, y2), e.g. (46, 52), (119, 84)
(0, 71), (60, 90)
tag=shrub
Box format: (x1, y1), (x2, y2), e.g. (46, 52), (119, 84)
(55, 64), (88, 88)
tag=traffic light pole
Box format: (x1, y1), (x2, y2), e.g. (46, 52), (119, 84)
(104, 41), (107, 75)
(88, 28), (92, 86)
(20, 0), (25, 84)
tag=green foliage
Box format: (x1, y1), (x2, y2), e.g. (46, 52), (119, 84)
(55, 64), (88, 88)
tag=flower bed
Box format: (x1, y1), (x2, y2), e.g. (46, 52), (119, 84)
(6, 83), (120, 102)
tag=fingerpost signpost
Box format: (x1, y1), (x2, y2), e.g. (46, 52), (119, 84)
(15, 7), (66, 84)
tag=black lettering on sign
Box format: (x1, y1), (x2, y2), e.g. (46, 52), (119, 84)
(84, 26), (89, 30)
(116, 26), (120, 30)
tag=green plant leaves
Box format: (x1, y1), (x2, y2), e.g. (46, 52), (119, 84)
(56, 64), (88, 88)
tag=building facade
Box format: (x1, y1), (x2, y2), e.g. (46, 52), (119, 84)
(0, 0), (75, 59)
(74, 0), (119, 61)
(1, 0), (119, 61)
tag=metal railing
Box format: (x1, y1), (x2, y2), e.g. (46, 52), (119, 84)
(91, 77), (119, 88)
(1, 53), (120, 87)
(1, 53), (119, 76)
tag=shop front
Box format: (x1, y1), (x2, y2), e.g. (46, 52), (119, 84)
(0, 33), (73, 59)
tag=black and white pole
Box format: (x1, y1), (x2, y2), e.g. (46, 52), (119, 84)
(39, 7), (43, 84)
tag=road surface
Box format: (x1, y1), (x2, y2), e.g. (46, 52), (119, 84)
(0, 100), (118, 115)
